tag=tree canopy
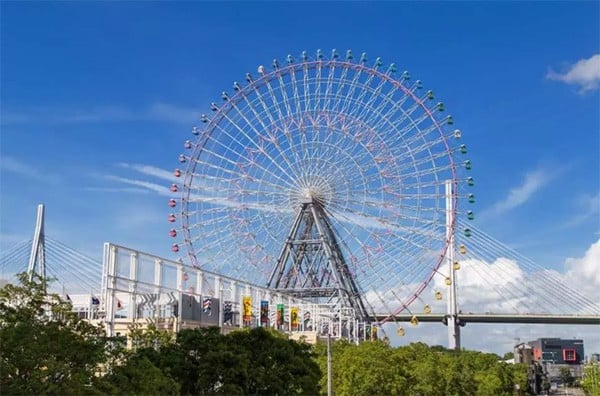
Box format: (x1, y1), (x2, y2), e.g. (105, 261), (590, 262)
(0, 273), (109, 395)
(2, 273), (532, 396)
(582, 362), (600, 396)
(0, 274), (320, 395)
(313, 339), (529, 396)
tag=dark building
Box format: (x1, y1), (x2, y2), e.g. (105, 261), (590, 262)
(527, 338), (584, 364)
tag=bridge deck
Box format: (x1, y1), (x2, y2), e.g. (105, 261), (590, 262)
(375, 313), (600, 325)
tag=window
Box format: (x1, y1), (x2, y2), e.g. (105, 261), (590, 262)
(563, 349), (576, 362)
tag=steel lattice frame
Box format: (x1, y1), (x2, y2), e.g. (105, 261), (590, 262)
(169, 49), (469, 323)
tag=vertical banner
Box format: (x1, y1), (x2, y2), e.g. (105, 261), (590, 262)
(243, 296), (252, 323)
(291, 307), (299, 330)
(276, 304), (285, 326)
(260, 300), (269, 325)
(372, 325), (378, 341)
(303, 311), (311, 330)
(203, 297), (212, 316)
(223, 301), (233, 324)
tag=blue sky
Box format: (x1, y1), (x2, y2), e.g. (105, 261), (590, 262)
(1, 2), (599, 351)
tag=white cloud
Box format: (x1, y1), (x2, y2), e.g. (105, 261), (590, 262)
(104, 175), (172, 196)
(0, 233), (29, 244)
(0, 156), (50, 181)
(547, 54), (600, 93)
(430, 257), (532, 314)
(118, 163), (177, 182)
(491, 168), (554, 213)
(560, 192), (600, 229)
(384, 240), (600, 353)
(81, 187), (150, 194)
(565, 238), (600, 293)
(1, 102), (199, 125)
(146, 103), (199, 124)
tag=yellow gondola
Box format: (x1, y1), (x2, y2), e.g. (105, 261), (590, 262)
(445, 277), (452, 286)
(423, 305), (431, 314)
(435, 291), (442, 300)
(397, 327), (405, 336)
(410, 315), (419, 326)
(459, 245), (467, 254)
(453, 261), (461, 270)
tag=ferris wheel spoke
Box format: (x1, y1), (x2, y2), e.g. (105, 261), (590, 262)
(349, 73), (389, 130)
(338, 195), (444, 224)
(262, 74), (287, 124)
(329, 62), (351, 115)
(338, 65), (365, 118)
(192, 144), (290, 192)
(321, 58), (337, 113)
(314, 60), (327, 114)
(323, 209), (431, 315)
(236, 95), (304, 180)
(327, 204), (442, 247)
(216, 107), (300, 189)
(308, 91), (434, 186)
(251, 78), (305, 179)
(275, 70), (294, 120)
(302, 62), (311, 115)
(288, 66), (304, 125)
(189, 168), (288, 196)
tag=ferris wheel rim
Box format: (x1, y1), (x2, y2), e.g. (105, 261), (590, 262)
(175, 52), (464, 322)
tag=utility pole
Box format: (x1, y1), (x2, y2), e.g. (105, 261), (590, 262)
(327, 333), (332, 396)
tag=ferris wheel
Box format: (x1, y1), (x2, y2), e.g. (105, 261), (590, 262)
(169, 49), (472, 325)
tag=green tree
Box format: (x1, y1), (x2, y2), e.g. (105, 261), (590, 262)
(582, 363), (600, 396)
(511, 363), (529, 395)
(332, 340), (409, 396)
(229, 327), (321, 395)
(312, 340), (527, 396)
(133, 326), (320, 395)
(100, 356), (180, 396)
(128, 322), (174, 351)
(475, 370), (504, 396)
(503, 351), (514, 360)
(0, 273), (109, 395)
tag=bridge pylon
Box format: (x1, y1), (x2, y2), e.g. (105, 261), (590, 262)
(27, 204), (47, 291)
(445, 180), (461, 350)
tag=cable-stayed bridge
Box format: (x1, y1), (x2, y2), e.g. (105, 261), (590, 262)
(1, 204), (598, 349)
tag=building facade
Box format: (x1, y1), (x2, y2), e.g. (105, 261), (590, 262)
(527, 338), (584, 364)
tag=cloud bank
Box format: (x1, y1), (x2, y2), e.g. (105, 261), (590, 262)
(1, 102), (199, 125)
(547, 53), (600, 93)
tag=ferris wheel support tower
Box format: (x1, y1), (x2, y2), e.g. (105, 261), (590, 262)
(267, 196), (370, 321)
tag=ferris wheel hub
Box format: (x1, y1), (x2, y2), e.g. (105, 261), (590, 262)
(290, 179), (333, 208)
